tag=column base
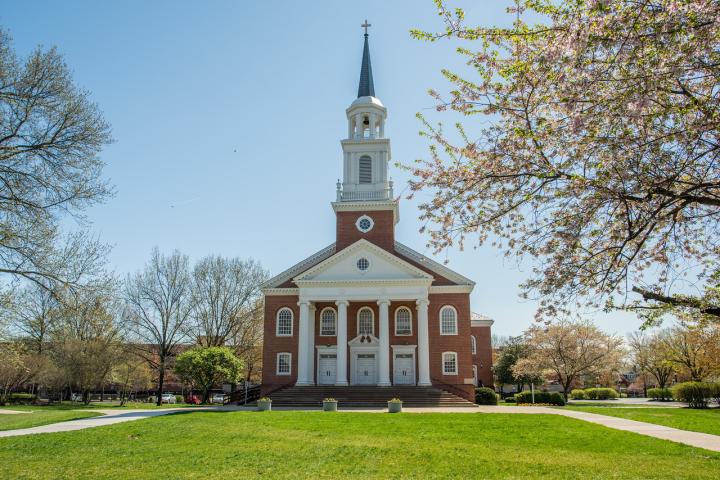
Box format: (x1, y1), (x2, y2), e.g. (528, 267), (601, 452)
(295, 381), (312, 386)
(334, 381), (349, 386)
(418, 381), (432, 387)
(377, 381), (391, 387)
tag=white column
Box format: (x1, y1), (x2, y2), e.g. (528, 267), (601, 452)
(417, 298), (431, 386)
(307, 305), (316, 385)
(369, 113), (376, 138)
(296, 301), (310, 385)
(355, 114), (363, 138)
(377, 299), (391, 386)
(335, 300), (349, 386)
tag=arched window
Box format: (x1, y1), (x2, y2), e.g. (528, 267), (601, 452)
(395, 307), (412, 336)
(358, 307), (374, 335)
(442, 352), (458, 375)
(276, 308), (293, 336)
(320, 308), (337, 336)
(276, 352), (291, 375)
(471, 335), (477, 355)
(440, 306), (458, 335)
(359, 156), (372, 184)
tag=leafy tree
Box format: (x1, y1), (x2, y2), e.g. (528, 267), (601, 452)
(0, 341), (40, 405)
(493, 336), (541, 393)
(514, 320), (624, 399)
(628, 331), (675, 389)
(409, 0), (720, 323)
(0, 28), (112, 291)
(124, 248), (192, 405)
(174, 346), (243, 403)
(662, 323), (720, 381)
(112, 353), (152, 406)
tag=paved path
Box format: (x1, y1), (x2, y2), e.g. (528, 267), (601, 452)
(0, 408), (207, 438)
(1, 405), (719, 453)
(0, 409), (28, 415)
(569, 398), (685, 407)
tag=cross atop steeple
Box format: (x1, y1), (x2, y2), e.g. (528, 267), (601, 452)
(361, 19), (371, 36)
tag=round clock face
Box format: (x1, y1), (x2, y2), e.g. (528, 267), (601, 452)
(356, 215), (374, 233)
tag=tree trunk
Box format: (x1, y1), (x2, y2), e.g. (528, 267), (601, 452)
(83, 389), (91, 405)
(157, 364), (165, 407)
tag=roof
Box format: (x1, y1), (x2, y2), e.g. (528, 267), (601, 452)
(471, 312), (495, 327)
(357, 33), (375, 98)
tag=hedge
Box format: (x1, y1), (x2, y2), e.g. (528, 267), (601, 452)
(504, 397), (516, 403)
(515, 391), (565, 406)
(475, 387), (498, 405)
(584, 388), (619, 400)
(647, 387), (672, 401)
(570, 389), (586, 400)
(672, 382), (717, 409)
(3, 393), (37, 405)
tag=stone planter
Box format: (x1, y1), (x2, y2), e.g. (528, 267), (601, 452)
(323, 400), (338, 412)
(257, 400), (272, 411)
(387, 401), (403, 413)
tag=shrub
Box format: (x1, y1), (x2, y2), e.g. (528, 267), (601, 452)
(570, 389), (586, 400)
(647, 387), (672, 401)
(475, 387), (498, 405)
(504, 397), (516, 403)
(672, 382), (715, 408)
(175, 395), (184, 404)
(7, 393), (37, 404)
(147, 396), (156, 404)
(584, 388), (618, 400)
(514, 391), (565, 406)
(711, 384), (720, 407)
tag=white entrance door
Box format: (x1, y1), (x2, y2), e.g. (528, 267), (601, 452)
(318, 354), (337, 385)
(355, 353), (376, 385)
(394, 353), (415, 385)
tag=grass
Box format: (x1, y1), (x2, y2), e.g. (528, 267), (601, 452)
(564, 405), (720, 436)
(1, 411), (719, 479)
(0, 407), (101, 431)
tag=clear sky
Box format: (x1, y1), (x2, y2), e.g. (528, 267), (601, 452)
(1, 0), (643, 337)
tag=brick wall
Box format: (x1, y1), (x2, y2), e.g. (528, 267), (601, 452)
(261, 295), (299, 394)
(336, 210), (395, 251)
(471, 325), (494, 387)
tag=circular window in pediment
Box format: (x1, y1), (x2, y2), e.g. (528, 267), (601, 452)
(356, 215), (374, 233)
(357, 257), (370, 271)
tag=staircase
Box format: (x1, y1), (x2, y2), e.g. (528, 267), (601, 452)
(254, 385), (476, 408)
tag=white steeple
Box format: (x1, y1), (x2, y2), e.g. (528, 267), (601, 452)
(336, 26), (392, 203)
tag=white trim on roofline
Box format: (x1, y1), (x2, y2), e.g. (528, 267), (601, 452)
(394, 242), (476, 287)
(260, 243), (336, 289)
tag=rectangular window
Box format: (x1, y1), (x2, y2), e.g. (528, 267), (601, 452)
(277, 353), (291, 375)
(442, 352), (458, 375)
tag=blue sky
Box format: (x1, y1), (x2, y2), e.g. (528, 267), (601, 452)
(1, 0), (642, 337)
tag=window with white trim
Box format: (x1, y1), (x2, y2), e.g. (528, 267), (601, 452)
(320, 308), (337, 336)
(442, 352), (458, 375)
(440, 306), (458, 335)
(276, 308), (293, 336)
(276, 352), (291, 375)
(359, 156), (372, 184)
(395, 307), (412, 336)
(471, 335), (477, 355)
(358, 307), (374, 335)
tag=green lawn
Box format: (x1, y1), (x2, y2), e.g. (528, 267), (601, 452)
(0, 407), (101, 431)
(564, 406), (720, 436)
(1, 411), (719, 479)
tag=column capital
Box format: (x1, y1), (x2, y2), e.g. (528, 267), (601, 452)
(335, 299), (350, 307)
(298, 300), (311, 307)
(376, 298), (391, 306)
(309, 304), (317, 312)
(416, 298), (430, 307)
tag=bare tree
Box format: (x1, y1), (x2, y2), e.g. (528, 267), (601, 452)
(0, 29), (112, 291)
(190, 255), (268, 347)
(227, 300), (264, 382)
(628, 331), (675, 389)
(124, 248), (192, 405)
(7, 283), (59, 354)
(514, 320), (625, 399)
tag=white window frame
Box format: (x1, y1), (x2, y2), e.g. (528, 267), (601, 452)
(472, 365), (478, 386)
(276, 307), (293, 337)
(357, 307), (374, 336)
(442, 351), (458, 375)
(394, 307), (413, 336)
(355, 215), (375, 233)
(319, 307), (337, 337)
(471, 335), (477, 355)
(276, 352), (291, 376)
(439, 306), (458, 335)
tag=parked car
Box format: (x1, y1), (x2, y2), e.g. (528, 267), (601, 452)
(161, 393), (176, 404)
(210, 393), (225, 404)
(70, 393), (82, 402)
(185, 394), (201, 405)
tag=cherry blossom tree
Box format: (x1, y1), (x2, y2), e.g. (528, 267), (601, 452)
(409, 0), (720, 323)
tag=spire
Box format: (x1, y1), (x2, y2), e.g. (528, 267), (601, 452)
(357, 20), (375, 98)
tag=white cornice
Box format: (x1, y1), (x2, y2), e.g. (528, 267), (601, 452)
(262, 288), (299, 296)
(471, 312), (495, 327)
(294, 238), (433, 283)
(394, 242), (475, 288)
(331, 199), (400, 225)
(296, 278), (433, 288)
(429, 285), (474, 294)
(261, 243), (336, 289)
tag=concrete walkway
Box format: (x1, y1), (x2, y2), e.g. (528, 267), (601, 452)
(0, 409), (29, 415)
(0, 408), (206, 438)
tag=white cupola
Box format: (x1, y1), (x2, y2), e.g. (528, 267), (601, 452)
(336, 26), (392, 203)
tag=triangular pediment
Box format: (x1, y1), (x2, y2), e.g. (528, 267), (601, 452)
(294, 239), (433, 283)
